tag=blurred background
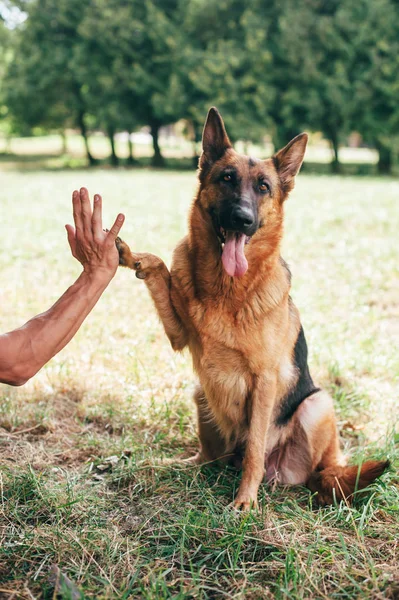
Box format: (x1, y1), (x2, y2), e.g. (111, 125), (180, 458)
(0, 0), (398, 173)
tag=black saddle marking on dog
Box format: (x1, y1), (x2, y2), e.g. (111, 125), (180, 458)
(276, 325), (320, 426)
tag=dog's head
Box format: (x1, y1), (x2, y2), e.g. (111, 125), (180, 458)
(197, 107), (307, 277)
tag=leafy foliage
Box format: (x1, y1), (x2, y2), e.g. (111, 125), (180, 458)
(1, 0), (399, 171)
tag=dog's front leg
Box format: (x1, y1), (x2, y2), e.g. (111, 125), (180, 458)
(116, 237), (188, 351)
(233, 375), (276, 511)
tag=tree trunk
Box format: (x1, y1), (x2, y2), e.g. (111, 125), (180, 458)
(192, 120), (201, 168)
(107, 127), (118, 166)
(5, 134), (11, 154)
(329, 133), (340, 173)
(150, 121), (165, 167)
(60, 131), (68, 155)
(127, 134), (137, 166)
(376, 141), (392, 174)
(77, 110), (95, 166)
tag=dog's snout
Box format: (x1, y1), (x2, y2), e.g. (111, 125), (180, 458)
(231, 205), (254, 233)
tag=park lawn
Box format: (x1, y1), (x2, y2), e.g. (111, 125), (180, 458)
(0, 168), (398, 599)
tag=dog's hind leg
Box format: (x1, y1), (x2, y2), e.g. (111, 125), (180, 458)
(273, 391), (342, 487)
(284, 391), (388, 505)
(116, 237), (188, 351)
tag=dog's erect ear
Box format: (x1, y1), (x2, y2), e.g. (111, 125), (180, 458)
(273, 133), (308, 194)
(200, 107), (232, 168)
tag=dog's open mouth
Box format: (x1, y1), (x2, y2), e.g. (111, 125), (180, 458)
(218, 227), (251, 277)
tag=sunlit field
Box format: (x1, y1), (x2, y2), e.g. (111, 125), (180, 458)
(0, 167), (398, 598)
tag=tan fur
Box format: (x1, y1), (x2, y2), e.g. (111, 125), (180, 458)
(116, 108), (388, 509)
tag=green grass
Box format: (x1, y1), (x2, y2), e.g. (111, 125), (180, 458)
(0, 167), (398, 598)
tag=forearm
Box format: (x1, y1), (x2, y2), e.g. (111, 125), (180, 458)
(0, 270), (111, 385)
(145, 270), (188, 351)
(234, 376), (276, 509)
(116, 239), (188, 351)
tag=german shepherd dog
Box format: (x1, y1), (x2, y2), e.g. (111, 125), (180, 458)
(116, 108), (388, 509)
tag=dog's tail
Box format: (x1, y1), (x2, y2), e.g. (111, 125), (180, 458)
(307, 460), (389, 505)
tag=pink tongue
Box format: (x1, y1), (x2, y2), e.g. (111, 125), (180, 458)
(222, 231), (248, 277)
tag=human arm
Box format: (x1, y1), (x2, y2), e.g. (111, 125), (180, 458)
(0, 188), (124, 386)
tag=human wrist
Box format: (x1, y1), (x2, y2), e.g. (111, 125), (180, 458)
(80, 266), (115, 288)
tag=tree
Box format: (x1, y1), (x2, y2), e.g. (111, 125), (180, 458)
(140, 0), (187, 166)
(0, 16), (10, 79)
(0, 13), (13, 148)
(180, 0), (355, 172)
(3, 0), (399, 174)
(73, 0), (187, 167)
(73, 0), (141, 166)
(4, 0), (96, 164)
(177, 0), (275, 160)
(264, 0), (399, 173)
(351, 0), (399, 173)
(251, 0), (355, 171)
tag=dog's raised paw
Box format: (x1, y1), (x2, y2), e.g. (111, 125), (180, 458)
(131, 253), (163, 279)
(115, 237), (133, 267)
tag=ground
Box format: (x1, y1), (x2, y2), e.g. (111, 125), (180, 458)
(0, 167), (398, 599)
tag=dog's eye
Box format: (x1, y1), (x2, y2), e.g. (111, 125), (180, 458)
(223, 174), (232, 182)
(259, 181), (270, 193)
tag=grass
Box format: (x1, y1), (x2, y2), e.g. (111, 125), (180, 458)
(0, 165), (398, 599)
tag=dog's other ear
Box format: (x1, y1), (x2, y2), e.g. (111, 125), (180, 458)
(273, 133), (308, 195)
(200, 107), (232, 169)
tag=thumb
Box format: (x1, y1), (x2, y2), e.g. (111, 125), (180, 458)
(106, 213), (125, 244)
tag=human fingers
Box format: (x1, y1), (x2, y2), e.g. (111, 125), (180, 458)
(72, 190), (83, 234)
(79, 187), (93, 238)
(92, 194), (103, 240)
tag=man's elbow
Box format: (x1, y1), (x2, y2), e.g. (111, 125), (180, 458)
(2, 375), (29, 386)
(9, 375), (30, 386)
(1, 366), (35, 386)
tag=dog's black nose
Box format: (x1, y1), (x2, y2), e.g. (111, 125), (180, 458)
(231, 206), (255, 233)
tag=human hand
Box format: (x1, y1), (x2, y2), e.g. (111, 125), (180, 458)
(65, 188), (125, 281)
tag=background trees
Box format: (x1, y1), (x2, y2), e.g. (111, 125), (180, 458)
(1, 0), (398, 172)
(69, 0), (186, 166)
(350, 0), (399, 173)
(4, 0), (95, 163)
(0, 8), (14, 145)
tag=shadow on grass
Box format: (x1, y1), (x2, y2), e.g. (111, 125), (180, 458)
(2, 150), (398, 177)
(0, 151), (197, 172)
(0, 152), (61, 164)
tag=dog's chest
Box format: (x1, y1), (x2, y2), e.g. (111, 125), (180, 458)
(172, 269), (290, 437)
(188, 298), (283, 371)
(187, 303), (274, 438)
